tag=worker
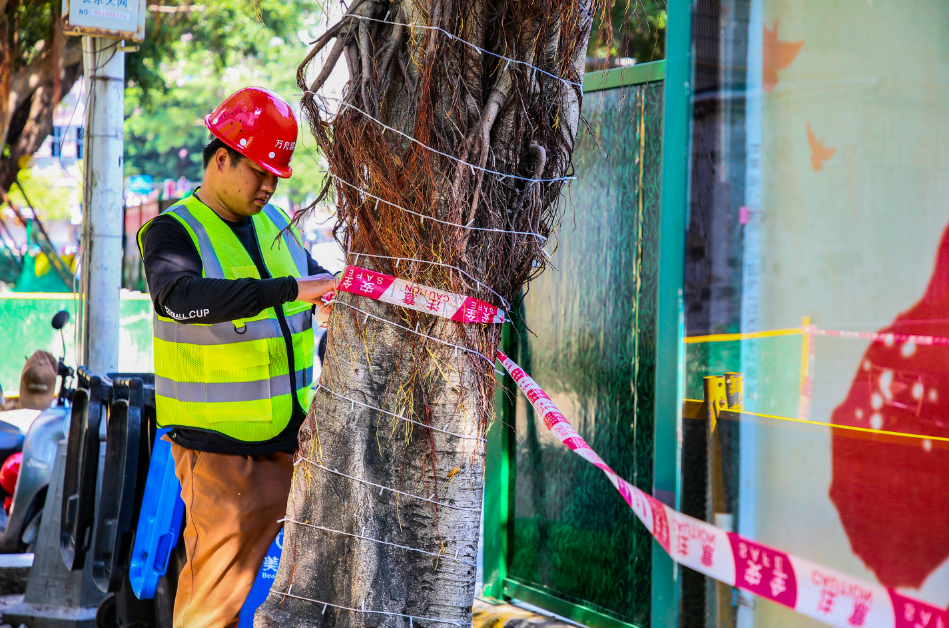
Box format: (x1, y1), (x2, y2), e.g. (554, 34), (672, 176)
(137, 87), (336, 628)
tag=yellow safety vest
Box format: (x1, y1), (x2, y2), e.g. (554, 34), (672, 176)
(137, 195), (314, 442)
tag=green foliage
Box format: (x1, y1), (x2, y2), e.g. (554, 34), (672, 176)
(6, 0), (325, 206)
(127, 0), (321, 99)
(11, 1), (56, 71)
(124, 0), (324, 200)
(8, 169), (79, 221)
(588, 0), (666, 64)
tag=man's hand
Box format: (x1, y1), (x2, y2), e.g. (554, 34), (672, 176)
(296, 273), (337, 305)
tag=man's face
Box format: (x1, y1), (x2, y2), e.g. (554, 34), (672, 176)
(218, 150), (279, 217)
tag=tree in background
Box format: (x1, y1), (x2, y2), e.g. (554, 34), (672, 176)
(124, 0), (323, 207)
(8, 168), (78, 221)
(0, 1), (321, 201)
(0, 0), (82, 194)
(587, 0), (666, 69)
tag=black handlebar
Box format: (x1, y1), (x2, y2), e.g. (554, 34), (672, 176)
(57, 358), (74, 406)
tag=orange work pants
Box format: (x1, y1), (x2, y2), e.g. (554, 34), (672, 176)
(170, 443), (294, 628)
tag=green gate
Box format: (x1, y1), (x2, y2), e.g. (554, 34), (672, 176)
(483, 61), (665, 628)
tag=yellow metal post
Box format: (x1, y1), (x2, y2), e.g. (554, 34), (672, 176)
(798, 316), (813, 420)
(704, 376), (727, 433)
(706, 375), (734, 628)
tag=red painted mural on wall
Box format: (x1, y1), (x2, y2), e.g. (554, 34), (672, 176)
(829, 223), (949, 589)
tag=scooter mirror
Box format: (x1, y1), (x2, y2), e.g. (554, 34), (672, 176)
(52, 310), (70, 330)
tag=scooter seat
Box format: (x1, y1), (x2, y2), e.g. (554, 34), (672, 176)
(0, 420), (24, 467)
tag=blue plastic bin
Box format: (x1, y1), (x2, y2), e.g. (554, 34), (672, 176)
(127, 427), (285, 615)
(239, 527), (284, 627)
(128, 428), (185, 599)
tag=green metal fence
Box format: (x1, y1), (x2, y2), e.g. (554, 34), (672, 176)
(0, 293), (153, 393)
(483, 60), (666, 628)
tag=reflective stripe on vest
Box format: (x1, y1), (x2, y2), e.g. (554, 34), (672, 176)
(153, 310), (311, 345)
(170, 206), (226, 279)
(261, 204), (308, 278)
(137, 195), (315, 443)
(155, 368), (313, 403)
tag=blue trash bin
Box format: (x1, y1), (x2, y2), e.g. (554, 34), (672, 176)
(128, 427), (185, 599)
(238, 527), (284, 627)
(128, 426), (286, 620)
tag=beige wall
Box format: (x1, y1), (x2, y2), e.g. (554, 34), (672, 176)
(749, 0), (949, 624)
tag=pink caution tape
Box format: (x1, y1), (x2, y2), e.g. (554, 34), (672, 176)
(325, 268), (948, 626)
(497, 349), (949, 628)
(811, 326), (949, 347)
(336, 265), (506, 324)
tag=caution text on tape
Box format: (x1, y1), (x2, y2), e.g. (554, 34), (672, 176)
(336, 265), (506, 324)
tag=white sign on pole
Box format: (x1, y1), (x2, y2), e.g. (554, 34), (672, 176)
(61, 0), (147, 41)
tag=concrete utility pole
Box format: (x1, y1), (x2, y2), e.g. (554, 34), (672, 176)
(80, 36), (125, 375)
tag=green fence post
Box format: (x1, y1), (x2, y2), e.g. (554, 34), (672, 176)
(483, 322), (516, 599)
(653, 0), (693, 626)
(485, 60), (672, 626)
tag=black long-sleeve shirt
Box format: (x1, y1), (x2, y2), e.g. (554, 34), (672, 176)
(140, 196), (329, 455)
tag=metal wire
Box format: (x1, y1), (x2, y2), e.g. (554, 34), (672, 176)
(315, 384), (487, 442)
(306, 96), (576, 184)
(331, 300), (495, 364)
(271, 589), (471, 626)
(281, 518), (477, 567)
(330, 174), (548, 241)
(295, 456), (481, 513)
(333, 14), (583, 89)
(345, 251), (512, 310)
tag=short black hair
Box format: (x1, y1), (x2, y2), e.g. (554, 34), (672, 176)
(202, 136), (244, 169)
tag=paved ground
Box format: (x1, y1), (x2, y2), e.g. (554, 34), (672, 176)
(473, 599), (580, 628)
(0, 555), (31, 597)
(0, 593), (25, 627)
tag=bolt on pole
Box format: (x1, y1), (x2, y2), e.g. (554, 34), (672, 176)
(80, 36), (124, 375)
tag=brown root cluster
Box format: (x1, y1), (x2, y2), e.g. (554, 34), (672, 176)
(297, 0), (593, 434)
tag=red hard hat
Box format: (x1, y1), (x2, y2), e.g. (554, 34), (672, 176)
(0, 452), (22, 495)
(205, 87), (298, 178)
